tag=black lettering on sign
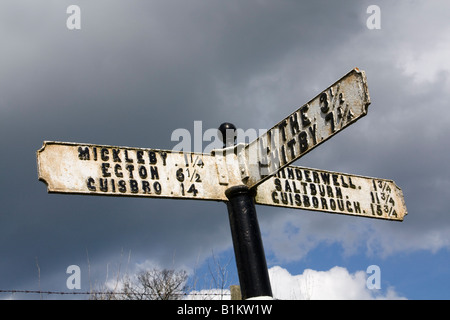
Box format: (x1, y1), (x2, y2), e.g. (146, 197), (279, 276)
(325, 112), (335, 133)
(268, 167), (370, 215)
(337, 199), (344, 211)
(176, 168), (184, 182)
(303, 195), (310, 207)
(148, 151), (157, 164)
(187, 184), (198, 196)
(130, 180), (138, 193)
(77, 147), (170, 169)
(310, 184), (316, 196)
(101, 148), (109, 161)
(354, 202), (361, 213)
(274, 178), (282, 191)
(312, 196), (319, 208)
(102, 163), (111, 177)
(118, 180), (126, 193)
(284, 180), (292, 192)
(304, 170), (311, 182)
(77, 146), (208, 197)
(318, 185), (325, 197)
(280, 193), (288, 205)
(327, 186), (334, 197)
(301, 182), (308, 193)
(286, 168), (294, 180)
(330, 199), (336, 210)
(299, 104), (311, 127)
(341, 176), (349, 188)
(100, 178), (108, 192)
(336, 188), (342, 199)
(280, 145), (287, 165)
(137, 150), (145, 164)
(142, 181), (151, 193)
(124, 150), (133, 163)
(112, 149), (121, 162)
(114, 164), (123, 178)
(298, 131), (308, 153)
(346, 201), (353, 212)
(290, 112), (300, 135)
(295, 168), (302, 180)
(126, 164), (134, 178)
(295, 194), (301, 206)
(321, 172), (330, 185)
(287, 139), (296, 158)
(349, 177), (356, 189)
(321, 198), (328, 210)
(308, 124), (317, 145)
(313, 171), (320, 183)
(160, 152), (167, 166)
(154, 181), (162, 195)
(78, 147), (90, 160)
(87, 177), (96, 191)
(320, 92), (329, 113)
(272, 191), (279, 204)
(278, 120), (288, 142)
(150, 166), (159, 180)
(332, 174), (340, 186)
(138, 166), (147, 179)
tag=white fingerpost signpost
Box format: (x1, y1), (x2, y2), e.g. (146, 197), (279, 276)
(37, 68), (407, 300)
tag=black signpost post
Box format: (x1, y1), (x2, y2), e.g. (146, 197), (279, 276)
(225, 185), (273, 300)
(219, 123), (273, 300)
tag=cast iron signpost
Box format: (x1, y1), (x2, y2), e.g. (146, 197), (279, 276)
(37, 68), (407, 300)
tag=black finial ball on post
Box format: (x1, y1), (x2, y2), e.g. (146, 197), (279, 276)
(218, 122), (237, 148)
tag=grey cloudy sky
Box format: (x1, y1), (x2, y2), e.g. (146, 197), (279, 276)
(1, 0), (449, 298)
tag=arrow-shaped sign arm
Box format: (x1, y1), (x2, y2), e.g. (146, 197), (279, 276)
(36, 141), (239, 202)
(254, 165), (407, 221)
(239, 68), (370, 189)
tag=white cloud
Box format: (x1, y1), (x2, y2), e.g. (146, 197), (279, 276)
(268, 266), (406, 300)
